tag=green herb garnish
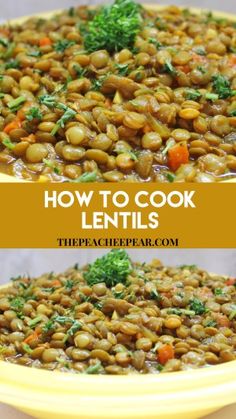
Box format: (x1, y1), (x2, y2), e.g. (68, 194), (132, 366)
(179, 264), (197, 270)
(83, 0), (141, 53)
(73, 171), (97, 183)
(43, 159), (61, 175)
(2, 137), (14, 150)
(185, 89), (201, 101)
(189, 298), (208, 315)
(148, 38), (162, 49)
(22, 343), (33, 354)
(73, 64), (87, 78)
(85, 361), (102, 374)
(166, 172), (175, 183)
(28, 316), (42, 328)
(5, 59), (19, 69)
(26, 107), (43, 121)
(54, 39), (76, 53)
(115, 63), (130, 76)
(205, 92), (219, 101)
(214, 288), (224, 296)
(163, 59), (177, 76)
(212, 74), (236, 99)
(113, 290), (125, 299)
(84, 249), (132, 287)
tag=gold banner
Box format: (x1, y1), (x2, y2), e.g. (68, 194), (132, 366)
(0, 183), (234, 248)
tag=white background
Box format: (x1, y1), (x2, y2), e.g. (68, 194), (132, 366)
(0, 0), (235, 19)
(0, 1), (236, 418)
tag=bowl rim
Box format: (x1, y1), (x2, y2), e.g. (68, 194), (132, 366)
(0, 4), (236, 183)
(0, 279), (236, 391)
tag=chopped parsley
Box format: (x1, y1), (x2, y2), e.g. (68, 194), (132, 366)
(84, 249), (132, 287)
(113, 290), (125, 299)
(28, 316), (42, 328)
(7, 96), (26, 112)
(83, 0), (142, 53)
(115, 63), (130, 76)
(205, 92), (219, 101)
(65, 279), (74, 290)
(73, 64), (87, 78)
(43, 159), (61, 175)
(165, 172), (175, 183)
(185, 89), (201, 101)
(5, 59), (19, 69)
(214, 288), (224, 296)
(73, 171), (97, 183)
(179, 264), (197, 270)
(197, 65), (207, 74)
(26, 107), (43, 121)
(148, 38), (162, 49)
(54, 39), (76, 53)
(51, 106), (76, 135)
(85, 361), (102, 374)
(150, 289), (161, 301)
(22, 343), (33, 354)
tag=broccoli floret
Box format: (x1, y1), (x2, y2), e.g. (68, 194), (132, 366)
(84, 249), (132, 287)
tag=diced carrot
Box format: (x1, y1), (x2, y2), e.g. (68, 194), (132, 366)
(228, 55), (236, 67)
(17, 109), (26, 121)
(191, 53), (206, 63)
(158, 344), (175, 365)
(226, 277), (236, 286)
(104, 98), (112, 108)
(0, 28), (10, 37)
(51, 279), (61, 287)
(143, 124), (152, 133)
(168, 143), (189, 172)
(177, 65), (190, 74)
(23, 330), (39, 344)
(39, 37), (52, 47)
(21, 134), (36, 143)
(3, 118), (22, 134)
(215, 314), (230, 328)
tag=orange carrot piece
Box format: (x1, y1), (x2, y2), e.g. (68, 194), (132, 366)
(228, 55), (236, 67)
(158, 344), (175, 365)
(215, 314), (230, 328)
(168, 143), (189, 172)
(3, 118), (22, 134)
(226, 277), (236, 286)
(39, 37), (52, 47)
(191, 53), (206, 63)
(51, 279), (61, 287)
(23, 330), (39, 344)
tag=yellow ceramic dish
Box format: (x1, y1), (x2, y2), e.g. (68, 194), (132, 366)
(0, 5), (235, 183)
(0, 274), (236, 419)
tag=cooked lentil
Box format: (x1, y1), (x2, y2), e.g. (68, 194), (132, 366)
(0, 251), (236, 374)
(0, 2), (236, 182)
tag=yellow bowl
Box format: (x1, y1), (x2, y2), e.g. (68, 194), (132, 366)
(0, 271), (236, 419)
(0, 5), (236, 183)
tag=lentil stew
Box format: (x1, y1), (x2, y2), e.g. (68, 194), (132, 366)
(0, 250), (235, 374)
(0, 2), (236, 182)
